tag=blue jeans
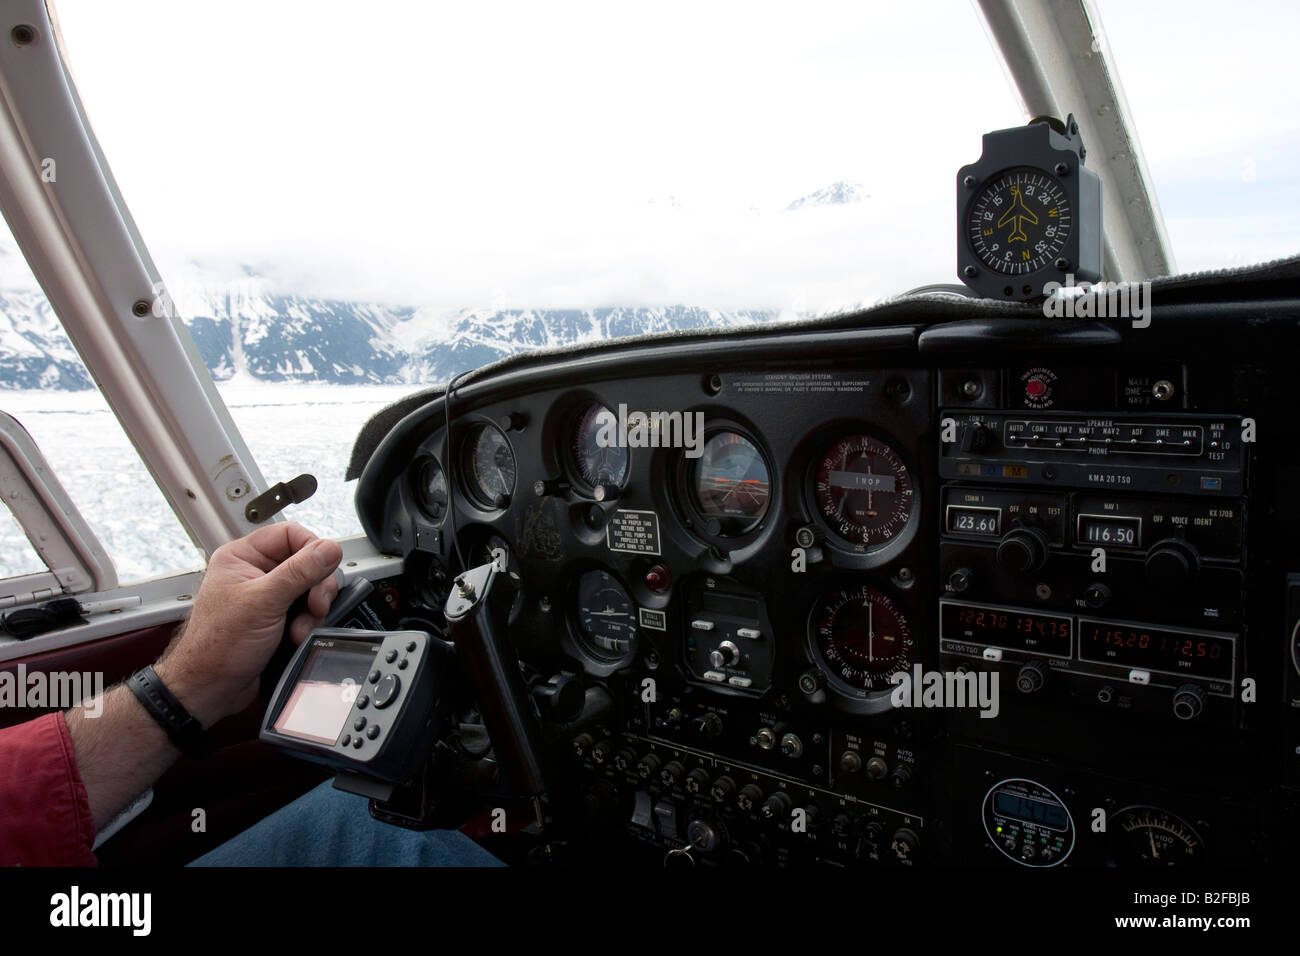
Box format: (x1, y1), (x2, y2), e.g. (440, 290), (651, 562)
(188, 781), (504, 867)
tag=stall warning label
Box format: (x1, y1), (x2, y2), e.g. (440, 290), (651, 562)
(607, 509), (662, 555)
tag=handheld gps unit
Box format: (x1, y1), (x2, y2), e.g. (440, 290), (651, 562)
(259, 627), (441, 783)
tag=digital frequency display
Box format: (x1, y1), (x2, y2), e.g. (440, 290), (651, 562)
(946, 505), (1001, 536)
(994, 791), (1069, 831)
(1078, 620), (1234, 681)
(940, 602), (1072, 657)
(1077, 514), (1141, 547)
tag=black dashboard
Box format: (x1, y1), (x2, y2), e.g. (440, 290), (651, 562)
(345, 265), (1300, 869)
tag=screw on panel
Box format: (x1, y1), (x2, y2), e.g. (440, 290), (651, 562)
(10, 25), (37, 46)
(132, 299), (151, 317)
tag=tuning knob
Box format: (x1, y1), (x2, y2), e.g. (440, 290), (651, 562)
(709, 640), (741, 669)
(1172, 683), (1206, 721)
(996, 527), (1049, 573)
(1016, 661), (1047, 694)
(1145, 538), (1200, 589)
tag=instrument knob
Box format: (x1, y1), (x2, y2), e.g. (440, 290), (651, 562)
(996, 527), (1050, 573)
(1172, 683), (1207, 721)
(709, 640), (741, 668)
(1016, 661), (1047, 694)
(692, 712), (723, 737)
(1145, 538), (1200, 589)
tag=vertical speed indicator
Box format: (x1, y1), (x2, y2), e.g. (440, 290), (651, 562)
(813, 434), (915, 550)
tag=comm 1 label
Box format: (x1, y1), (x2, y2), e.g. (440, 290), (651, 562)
(607, 509), (661, 555)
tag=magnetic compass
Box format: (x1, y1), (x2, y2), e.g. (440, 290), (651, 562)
(957, 114), (1102, 300)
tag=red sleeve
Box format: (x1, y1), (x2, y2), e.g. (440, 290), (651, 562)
(0, 712), (97, 866)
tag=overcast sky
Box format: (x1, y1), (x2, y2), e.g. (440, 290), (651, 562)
(8, 0), (1296, 312)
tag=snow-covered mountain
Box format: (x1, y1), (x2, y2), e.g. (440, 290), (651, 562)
(0, 284), (777, 389)
(784, 180), (868, 212)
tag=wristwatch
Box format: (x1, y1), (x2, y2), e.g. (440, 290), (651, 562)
(126, 665), (212, 758)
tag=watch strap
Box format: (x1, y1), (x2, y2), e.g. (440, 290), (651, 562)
(126, 665), (212, 759)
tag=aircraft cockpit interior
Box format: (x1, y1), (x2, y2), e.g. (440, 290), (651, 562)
(0, 0), (1295, 932)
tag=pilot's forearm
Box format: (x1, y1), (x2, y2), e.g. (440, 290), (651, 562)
(64, 652), (222, 832)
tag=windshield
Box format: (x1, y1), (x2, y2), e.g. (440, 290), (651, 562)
(2, 0), (1293, 569)
(1094, 0), (1299, 271)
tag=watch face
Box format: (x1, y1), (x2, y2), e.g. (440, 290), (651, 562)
(966, 166), (1072, 276)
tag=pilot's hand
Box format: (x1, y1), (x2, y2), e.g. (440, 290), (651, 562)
(154, 523), (342, 727)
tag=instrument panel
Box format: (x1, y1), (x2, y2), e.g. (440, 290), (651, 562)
(352, 296), (1299, 869)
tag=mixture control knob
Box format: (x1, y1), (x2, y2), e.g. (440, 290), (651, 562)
(890, 827), (920, 862)
(1172, 683), (1207, 721)
(1146, 538), (1200, 589)
(760, 792), (793, 820)
(636, 754), (662, 780)
(737, 784), (764, 811)
(996, 527), (1050, 574)
(1016, 661), (1047, 694)
(709, 640), (741, 669)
